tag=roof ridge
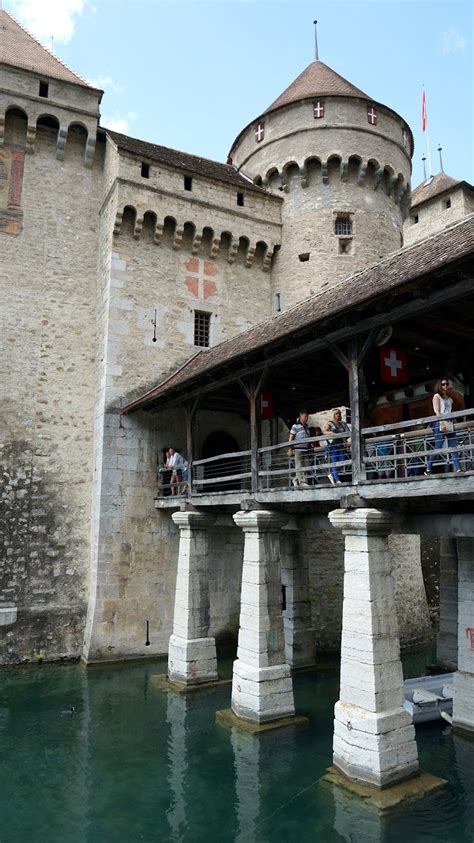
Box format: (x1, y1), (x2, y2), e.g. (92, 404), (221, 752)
(106, 128), (237, 172)
(0, 8), (94, 88)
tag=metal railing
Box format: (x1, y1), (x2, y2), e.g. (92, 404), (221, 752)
(361, 409), (474, 481)
(258, 432), (352, 489)
(191, 450), (252, 493)
(156, 409), (474, 498)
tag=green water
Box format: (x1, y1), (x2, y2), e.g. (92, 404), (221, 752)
(0, 657), (473, 843)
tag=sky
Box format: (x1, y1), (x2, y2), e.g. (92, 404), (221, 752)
(5, 0), (473, 188)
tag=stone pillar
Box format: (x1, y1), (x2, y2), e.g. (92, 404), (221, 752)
(437, 538), (459, 670)
(328, 508), (419, 788)
(168, 511), (217, 686)
(453, 537), (474, 736)
(232, 510), (295, 723)
(280, 526), (315, 668)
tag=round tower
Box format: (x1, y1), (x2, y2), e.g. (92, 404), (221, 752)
(229, 61), (413, 309)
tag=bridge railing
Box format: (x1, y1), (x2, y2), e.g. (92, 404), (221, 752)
(191, 450), (252, 493)
(361, 408), (474, 480)
(258, 432), (352, 489)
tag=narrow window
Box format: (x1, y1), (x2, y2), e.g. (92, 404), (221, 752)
(281, 584), (287, 612)
(335, 216), (352, 236)
(367, 106), (377, 125)
(445, 198), (451, 209)
(237, 192), (244, 207)
(184, 175), (192, 191)
(275, 293), (282, 313)
(141, 162), (150, 178)
(194, 311), (210, 347)
(299, 252), (310, 262)
(412, 214), (419, 225)
(313, 100), (324, 119)
(39, 80), (49, 98)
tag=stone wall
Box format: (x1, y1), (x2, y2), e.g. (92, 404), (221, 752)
(302, 525), (432, 653)
(404, 185), (474, 246)
(0, 113), (105, 662)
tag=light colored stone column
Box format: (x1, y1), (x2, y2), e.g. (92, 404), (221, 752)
(232, 510), (295, 723)
(328, 508), (419, 788)
(168, 511), (217, 685)
(453, 537), (474, 736)
(437, 538), (459, 670)
(280, 526), (315, 668)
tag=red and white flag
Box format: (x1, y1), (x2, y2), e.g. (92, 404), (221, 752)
(422, 90), (427, 133)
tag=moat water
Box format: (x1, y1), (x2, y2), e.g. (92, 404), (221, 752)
(1, 651), (473, 843)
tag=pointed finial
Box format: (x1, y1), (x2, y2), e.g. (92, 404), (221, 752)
(437, 144), (444, 173)
(313, 20), (319, 61)
(422, 154), (427, 181)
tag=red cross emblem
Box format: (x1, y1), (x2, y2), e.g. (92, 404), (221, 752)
(313, 100), (324, 119)
(466, 628), (474, 649)
(185, 257), (217, 300)
(379, 346), (409, 384)
(255, 122), (265, 143)
(367, 106), (377, 125)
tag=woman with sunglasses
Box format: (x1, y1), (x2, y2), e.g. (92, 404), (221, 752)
(424, 377), (462, 475)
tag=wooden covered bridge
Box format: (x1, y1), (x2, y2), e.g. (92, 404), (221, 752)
(121, 215), (474, 793)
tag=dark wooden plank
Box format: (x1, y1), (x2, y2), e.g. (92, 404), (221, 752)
(348, 338), (365, 483)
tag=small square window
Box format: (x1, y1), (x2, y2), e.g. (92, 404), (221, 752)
(237, 192), (244, 207)
(299, 252), (310, 262)
(39, 80), (49, 98)
(335, 216), (352, 236)
(194, 311), (210, 347)
(445, 198), (451, 209)
(141, 162), (150, 178)
(184, 175), (193, 191)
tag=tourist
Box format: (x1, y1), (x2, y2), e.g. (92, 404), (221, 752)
(323, 409), (351, 486)
(288, 410), (311, 487)
(169, 448), (189, 495)
(424, 377), (462, 476)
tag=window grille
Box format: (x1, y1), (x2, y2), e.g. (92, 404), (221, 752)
(335, 216), (352, 236)
(194, 311), (211, 347)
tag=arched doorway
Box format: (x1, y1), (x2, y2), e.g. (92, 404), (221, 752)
(201, 431), (241, 492)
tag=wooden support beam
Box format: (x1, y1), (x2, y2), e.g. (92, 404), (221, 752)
(182, 397), (199, 495)
(348, 338), (365, 484)
(326, 338), (349, 369)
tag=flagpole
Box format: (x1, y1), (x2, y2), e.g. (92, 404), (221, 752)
(422, 86), (433, 178)
(313, 20), (319, 61)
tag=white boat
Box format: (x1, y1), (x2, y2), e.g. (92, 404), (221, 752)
(403, 673), (454, 724)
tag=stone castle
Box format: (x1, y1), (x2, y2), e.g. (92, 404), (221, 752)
(1, 10), (472, 665)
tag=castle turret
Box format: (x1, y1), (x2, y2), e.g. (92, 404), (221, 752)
(229, 60), (414, 309)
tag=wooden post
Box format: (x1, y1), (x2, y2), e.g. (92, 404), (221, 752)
(183, 398), (199, 495)
(348, 338), (365, 483)
(249, 378), (259, 493)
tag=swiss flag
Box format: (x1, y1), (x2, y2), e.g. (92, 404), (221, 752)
(260, 390), (273, 420)
(379, 346), (409, 384)
(422, 90), (427, 133)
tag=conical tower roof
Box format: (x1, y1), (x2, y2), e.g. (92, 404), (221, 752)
(0, 9), (97, 89)
(265, 60), (369, 114)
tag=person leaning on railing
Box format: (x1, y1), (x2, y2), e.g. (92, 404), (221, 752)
(168, 447), (189, 495)
(424, 377), (463, 476)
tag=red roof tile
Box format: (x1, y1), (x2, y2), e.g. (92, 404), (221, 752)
(0, 9), (97, 88)
(265, 60), (368, 113)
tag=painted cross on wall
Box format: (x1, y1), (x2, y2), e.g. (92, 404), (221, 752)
(184, 257), (218, 300)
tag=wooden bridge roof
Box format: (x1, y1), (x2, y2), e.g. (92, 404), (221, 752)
(121, 214), (474, 415)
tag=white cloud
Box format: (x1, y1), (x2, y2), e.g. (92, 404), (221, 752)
(102, 112), (138, 134)
(87, 75), (124, 94)
(441, 27), (467, 55)
(7, 0), (85, 45)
